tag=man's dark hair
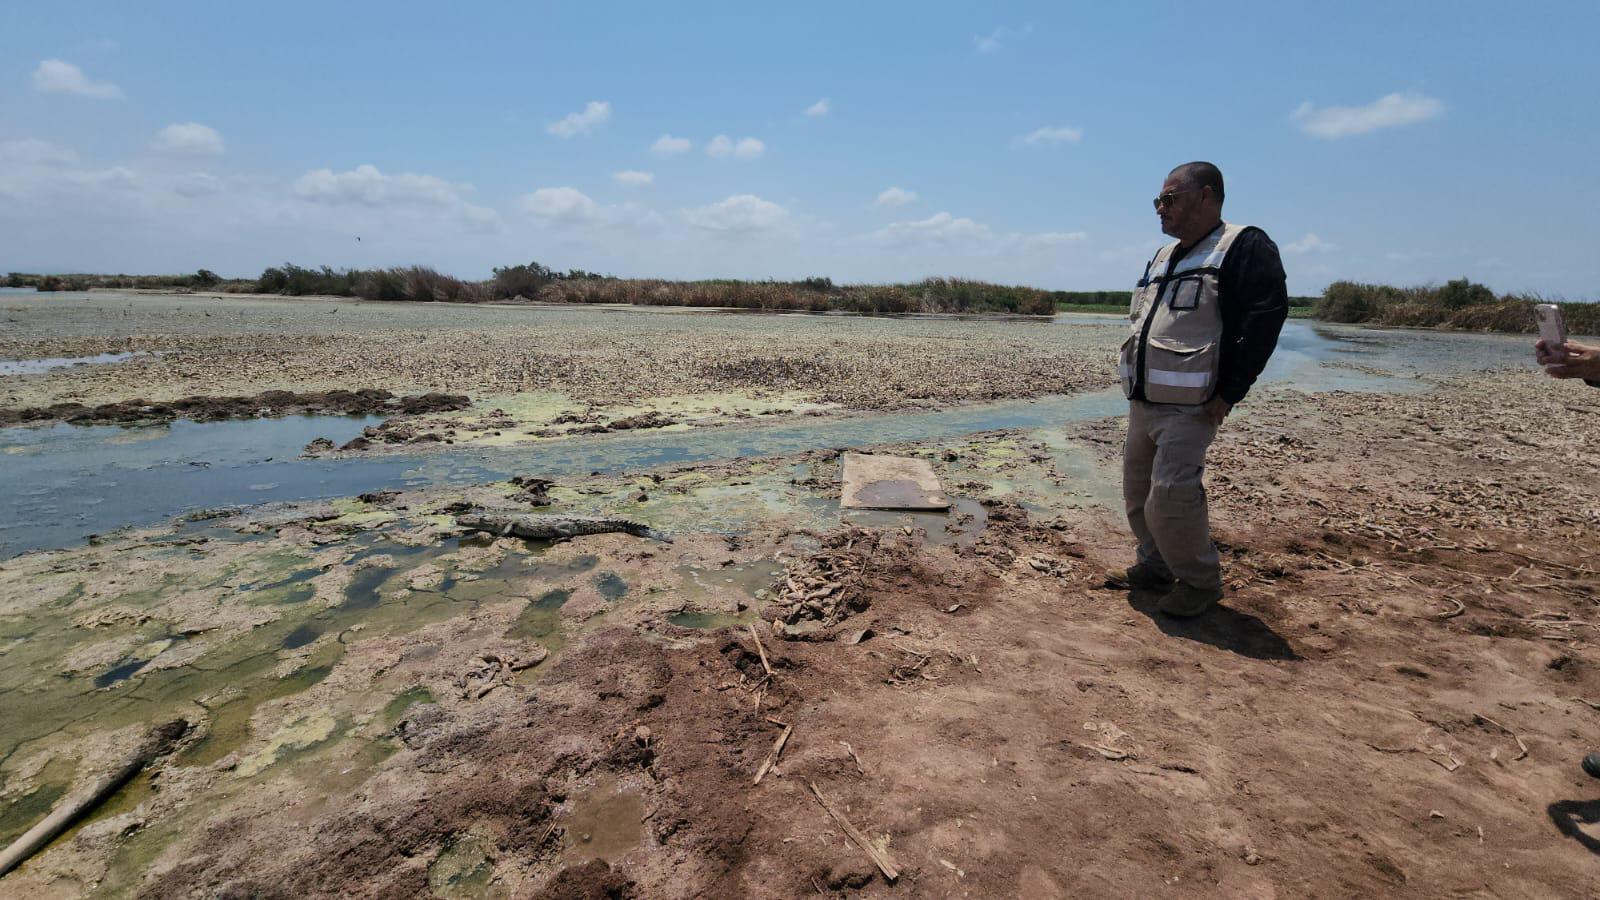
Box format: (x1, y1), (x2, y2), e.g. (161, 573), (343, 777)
(1170, 161), (1224, 204)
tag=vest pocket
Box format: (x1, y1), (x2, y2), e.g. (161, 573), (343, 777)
(1143, 337), (1217, 403)
(1117, 334), (1138, 397)
(1167, 276), (1203, 311)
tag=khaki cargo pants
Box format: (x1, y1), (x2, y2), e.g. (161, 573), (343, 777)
(1123, 400), (1222, 592)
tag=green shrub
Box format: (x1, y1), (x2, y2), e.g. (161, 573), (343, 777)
(356, 269), (407, 302)
(491, 262), (554, 300)
(1436, 278), (1496, 309)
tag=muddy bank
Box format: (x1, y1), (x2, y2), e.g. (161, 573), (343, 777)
(0, 390), (469, 427)
(3, 360), (1599, 895)
(0, 291), (1114, 412)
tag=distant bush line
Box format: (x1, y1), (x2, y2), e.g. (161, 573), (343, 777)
(1054, 292), (1316, 311)
(10, 264), (1060, 316)
(7, 270), (229, 292)
(1313, 279), (1600, 334)
(10, 268), (1590, 331)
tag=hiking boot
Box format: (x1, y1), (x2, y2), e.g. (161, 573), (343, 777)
(1584, 751), (1600, 779)
(1125, 562), (1176, 590)
(1157, 582), (1223, 618)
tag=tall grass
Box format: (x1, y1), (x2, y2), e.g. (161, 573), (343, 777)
(12, 262), (1067, 316)
(535, 276), (1055, 315)
(8, 270), (234, 292)
(1314, 279), (1600, 334)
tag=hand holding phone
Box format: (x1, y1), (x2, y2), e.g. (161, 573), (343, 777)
(1535, 303), (1567, 354)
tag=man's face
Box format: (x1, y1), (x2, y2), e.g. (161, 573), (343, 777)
(1155, 175), (1206, 239)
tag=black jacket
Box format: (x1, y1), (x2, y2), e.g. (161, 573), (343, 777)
(1213, 225), (1288, 405)
(1153, 224), (1288, 406)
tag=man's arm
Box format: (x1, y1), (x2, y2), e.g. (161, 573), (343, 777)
(1217, 229), (1288, 406)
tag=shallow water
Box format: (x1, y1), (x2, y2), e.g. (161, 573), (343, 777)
(0, 322), (1536, 559)
(0, 352), (144, 376)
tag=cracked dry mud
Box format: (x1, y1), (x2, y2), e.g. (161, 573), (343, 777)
(1, 291), (1598, 898)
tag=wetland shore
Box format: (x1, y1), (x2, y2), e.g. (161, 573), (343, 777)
(1, 291), (1598, 897)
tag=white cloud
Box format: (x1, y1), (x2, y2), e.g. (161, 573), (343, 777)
(865, 211), (1085, 253)
(173, 172), (223, 198)
(294, 164), (471, 207)
(651, 134), (692, 156)
(0, 139), (79, 166)
(152, 122), (224, 155)
(706, 135), (765, 160)
(520, 187), (664, 231)
(1292, 92), (1443, 139)
(1021, 231), (1088, 250)
(805, 98), (830, 118)
(867, 211), (992, 246)
(75, 166), (139, 190)
(546, 100), (612, 138)
(974, 24), (1032, 53)
(1284, 233), (1336, 255)
(874, 187), (918, 207)
(31, 59), (123, 99)
(682, 194), (789, 232)
(612, 170), (654, 187)
(521, 186), (600, 223)
(1014, 126), (1084, 148)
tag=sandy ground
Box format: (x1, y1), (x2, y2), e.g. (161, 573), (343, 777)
(1, 292), (1598, 898)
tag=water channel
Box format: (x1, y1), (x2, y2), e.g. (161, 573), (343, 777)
(0, 320), (1534, 559)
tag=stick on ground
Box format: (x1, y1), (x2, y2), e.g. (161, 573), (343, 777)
(807, 780), (899, 882)
(753, 723), (794, 785)
(1475, 714), (1529, 761)
(748, 624), (774, 678)
(0, 720), (188, 878)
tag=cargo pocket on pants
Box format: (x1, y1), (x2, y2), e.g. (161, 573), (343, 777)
(1155, 466), (1204, 514)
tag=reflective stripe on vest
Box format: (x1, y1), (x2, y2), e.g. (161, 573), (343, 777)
(1117, 222), (1249, 405)
(1146, 368), (1210, 388)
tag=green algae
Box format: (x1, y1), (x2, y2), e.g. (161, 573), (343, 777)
(506, 589), (572, 643)
(236, 710), (341, 777)
(181, 659), (336, 767)
(429, 831), (502, 898)
(0, 781), (68, 846)
(380, 686), (434, 728)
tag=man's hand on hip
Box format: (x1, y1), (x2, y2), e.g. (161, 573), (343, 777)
(1203, 396), (1231, 426)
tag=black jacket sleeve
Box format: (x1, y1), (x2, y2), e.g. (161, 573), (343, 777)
(1216, 228), (1288, 406)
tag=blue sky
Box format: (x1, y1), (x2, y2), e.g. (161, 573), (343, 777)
(2, 1), (1596, 296)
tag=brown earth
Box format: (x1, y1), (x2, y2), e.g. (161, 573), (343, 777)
(110, 372), (1600, 898)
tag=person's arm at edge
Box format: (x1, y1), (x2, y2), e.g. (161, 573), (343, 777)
(1217, 229), (1288, 408)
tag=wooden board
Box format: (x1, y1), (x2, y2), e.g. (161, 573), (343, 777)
(840, 452), (951, 510)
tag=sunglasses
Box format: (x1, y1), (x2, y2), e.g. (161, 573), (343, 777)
(1153, 187), (1204, 210)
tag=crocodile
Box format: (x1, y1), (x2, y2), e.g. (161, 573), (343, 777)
(455, 511), (672, 543)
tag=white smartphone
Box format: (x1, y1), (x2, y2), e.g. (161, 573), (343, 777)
(1535, 303), (1567, 348)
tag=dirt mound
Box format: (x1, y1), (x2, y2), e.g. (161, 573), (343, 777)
(0, 389), (470, 427)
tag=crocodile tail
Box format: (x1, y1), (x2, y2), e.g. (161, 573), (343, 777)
(618, 520), (672, 542)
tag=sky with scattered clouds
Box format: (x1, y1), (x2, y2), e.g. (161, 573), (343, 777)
(2, 1), (1596, 296)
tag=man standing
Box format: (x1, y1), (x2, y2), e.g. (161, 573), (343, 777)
(1118, 162), (1287, 617)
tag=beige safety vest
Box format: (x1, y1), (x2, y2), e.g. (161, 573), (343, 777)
(1118, 222), (1248, 405)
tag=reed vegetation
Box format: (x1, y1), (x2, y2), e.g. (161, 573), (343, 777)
(1314, 279), (1600, 334)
